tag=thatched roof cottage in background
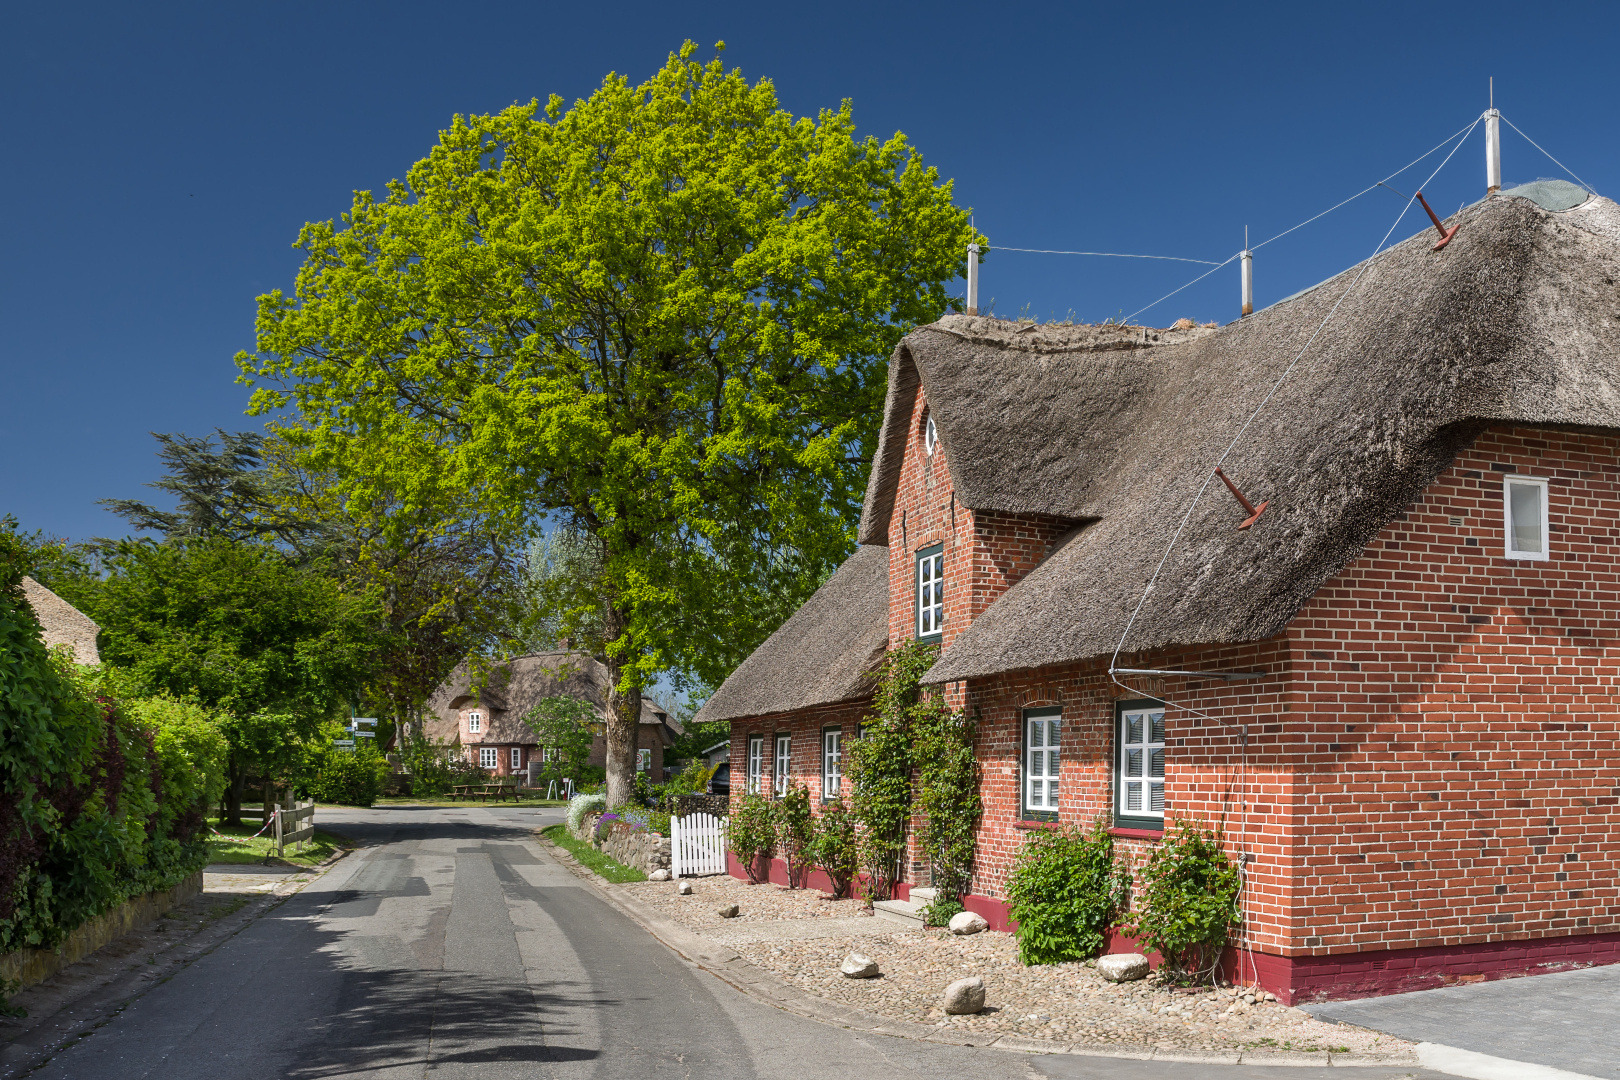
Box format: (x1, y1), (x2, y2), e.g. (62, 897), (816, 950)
(21, 576), (99, 665)
(700, 180), (1620, 1003)
(424, 651), (682, 779)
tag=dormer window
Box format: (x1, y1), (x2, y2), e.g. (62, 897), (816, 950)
(916, 544), (944, 642)
(466, 710), (482, 733)
(1504, 475), (1548, 560)
(924, 413), (938, 455)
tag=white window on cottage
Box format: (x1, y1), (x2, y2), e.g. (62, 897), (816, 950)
(1117, 704), (1166, 824)
(542, 747), (558, 762)
(774, 734), (791, 797)
(747, 734), (764, 794)
(924, 413), (939, 455)
(822, 728), (843, 801)
(479, 746), (498, 770)
(637, 748), (652, 772)
(511, 747), (523, 771)
(466, 710), (482, 734)
(1504, 476), (1549, 561)
(1023, 709), (1060, 818)
(916, 545), (944, 640)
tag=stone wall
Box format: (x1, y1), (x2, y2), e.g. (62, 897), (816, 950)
(579, 813), (671, 876)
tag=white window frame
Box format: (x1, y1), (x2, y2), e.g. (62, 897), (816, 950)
(916, 546), (944, 640)
(542, 747), (558, 762)
(774, 734), (791, 798)
(511, 747), (523, 771)
(1117, 704), (1166, 823)
(479, 746), (498, 770)
(1023, 709), (1060, 817)
(746, 734), (764, 794)
(822, 728), (842, 802)
(637, 748), (652, 772)
(1503, 475), (1550, 561)
(466, 710), (482, 734)
(924, 413), (938, 455)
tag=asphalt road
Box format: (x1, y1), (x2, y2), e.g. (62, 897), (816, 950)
(35, 805), (1442, 1080)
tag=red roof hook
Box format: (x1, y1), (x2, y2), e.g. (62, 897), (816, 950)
(1214, 468), (1269, 530)
(1415, 191), (1460, 251)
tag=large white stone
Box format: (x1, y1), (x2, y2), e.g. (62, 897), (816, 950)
(648, 869), (671, 881)
(947, 910), (988, 936)
(676, 880), (694, 895)
(840, 952), (879, 978)
(943, 975), (986, 1014)
(1096, 953), (1150, 983)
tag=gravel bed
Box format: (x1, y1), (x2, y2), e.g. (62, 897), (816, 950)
(620, 875), (1410, 1059)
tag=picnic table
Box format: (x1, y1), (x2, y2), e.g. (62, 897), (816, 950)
(448, 781), (519, 803)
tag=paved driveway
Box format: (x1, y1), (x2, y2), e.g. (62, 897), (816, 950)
(31, 804), (1445, 1080)
(1305, 963), (1620, 1079)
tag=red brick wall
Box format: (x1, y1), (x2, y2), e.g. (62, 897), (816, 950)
(1282, 423), (1620, 960)
(884, 381), (1073, 648)
(728, 699), (870, 809)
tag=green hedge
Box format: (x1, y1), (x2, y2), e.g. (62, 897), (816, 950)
(1, 537), (228, 953)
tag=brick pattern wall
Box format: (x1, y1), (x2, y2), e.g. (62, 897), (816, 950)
(728, 700), (870, 810)
(1283, 423), (1620, 957)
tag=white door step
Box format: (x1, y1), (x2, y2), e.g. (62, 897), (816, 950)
(872, 899), (924, 927)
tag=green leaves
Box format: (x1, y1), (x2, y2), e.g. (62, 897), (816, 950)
(1005, 820), (1131, 966)
(1124, 818), (1242, 984)
(772, 783), (815, 888)
(728, 791), (777, 882)
(236, 44), (983, 709)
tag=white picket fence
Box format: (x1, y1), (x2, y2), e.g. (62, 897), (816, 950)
(671, 812), (727, 877)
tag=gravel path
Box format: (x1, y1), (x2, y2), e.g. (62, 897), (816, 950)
(620, 875), (1411, 1059)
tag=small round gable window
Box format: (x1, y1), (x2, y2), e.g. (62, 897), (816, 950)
(924, 414), (938, 455)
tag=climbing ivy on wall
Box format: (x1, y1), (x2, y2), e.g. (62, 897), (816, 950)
(848, 640), (982, 905)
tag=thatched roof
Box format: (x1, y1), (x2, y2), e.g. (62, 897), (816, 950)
(424, 651), (681, 744)
(21, 576), (99, 665)
(694, 545), (889, 723)
(912, 181), (1620, 683)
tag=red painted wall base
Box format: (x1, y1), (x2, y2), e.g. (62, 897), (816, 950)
(720, 859), (1620, 1005)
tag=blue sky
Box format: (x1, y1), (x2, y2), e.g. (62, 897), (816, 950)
(6, 1), (1618, 542)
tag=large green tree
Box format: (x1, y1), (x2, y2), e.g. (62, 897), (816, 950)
(91, 538), (377, 822)
(238, 43), (982, 806)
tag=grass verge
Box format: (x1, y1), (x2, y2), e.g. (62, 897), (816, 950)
(205, 818), (350, 866)
(540, 824), (646, 883)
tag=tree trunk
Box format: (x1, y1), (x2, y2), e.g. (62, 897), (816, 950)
(225, 759), (244, 827)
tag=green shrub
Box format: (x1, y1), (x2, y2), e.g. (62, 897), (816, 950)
(306, 744), (386, 806)
(914, 695), (979, 904)
(1124, 818), (1241, 984)
(1005, 820), (1130, 966)
(920, 895), (965, 927)
(773, 784), (814, 889)
(809, 796), (858, 898)
(728, 792), (776, 882)
(0, 534), (229, 954)
(849, 642), (933, 900)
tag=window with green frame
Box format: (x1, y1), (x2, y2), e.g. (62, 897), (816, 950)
(1021, 706), (1061, 821)
(1114, 698), (1166, 830)
(915, 543), (944, 643)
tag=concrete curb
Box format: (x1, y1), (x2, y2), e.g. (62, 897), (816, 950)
(534, 832), (1416, 1069)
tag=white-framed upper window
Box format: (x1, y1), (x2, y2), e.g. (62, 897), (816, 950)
(511, 747), (523, 770)
(822, 728), (843, 802)
(916, 545), (944, 640)
(542, 746), (558, 762)
(1504, 475), (1549, 561)
(637, 748), (652, 772)
(1118, 704), (1166, 823)
(747, 734), (764, 794)
(1023, 709), (1060, 817)
(774, 734), (791, 797)
(466, 710), (482, 733)
(479, 746), (498, 769)
(924, 413), (939, 455)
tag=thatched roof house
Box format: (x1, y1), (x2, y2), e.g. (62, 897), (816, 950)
(21, 576), (99, 665)
(702, 179), (1620, 1003)
(424, 651), (683, 776)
